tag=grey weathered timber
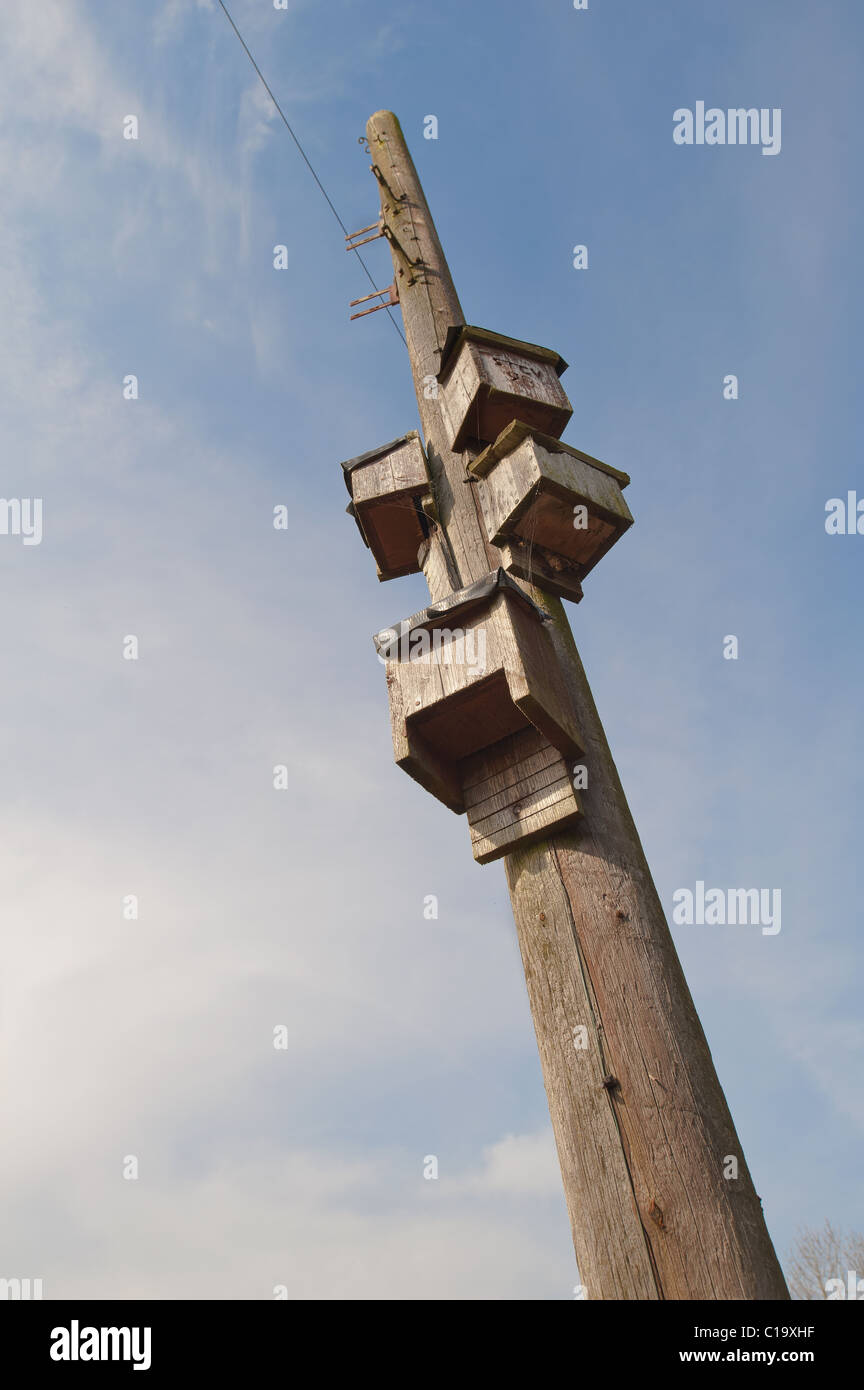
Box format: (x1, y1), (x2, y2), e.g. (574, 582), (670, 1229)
(437, 324), (572, 449)
(341, 430), (430, 579)
(463, 726), (582, 865)
(364, 109), (789, 1300)
(418, 530), (460, 603)
(470, 421), (634, 581)
(377, 572), (586, 851)
(365, 113), (493, 588)
(494, 536), (586, 605)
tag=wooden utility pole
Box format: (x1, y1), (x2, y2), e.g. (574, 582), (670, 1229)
(348, 110), (788, 1300)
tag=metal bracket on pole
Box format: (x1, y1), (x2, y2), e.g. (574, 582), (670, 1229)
(370, 162), (406, 206)
(345, 218), (385, 252)
(381, 223), (422, 272)
(349, 282), (399, 321)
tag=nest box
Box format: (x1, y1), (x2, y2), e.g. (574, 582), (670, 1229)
(374, 569), (584, 862)
(437, 326), (573, 450)
(341, 431), (430, 580)
(469, 421), (633, 601)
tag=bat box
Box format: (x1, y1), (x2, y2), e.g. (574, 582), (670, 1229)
(437, 325), (572, 451)
(374, 569), (585, 862)
(469, 421), (633, 600)
(341, 431), (430, 580)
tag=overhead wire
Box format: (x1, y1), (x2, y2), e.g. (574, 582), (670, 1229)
(215, 0), (406, 345)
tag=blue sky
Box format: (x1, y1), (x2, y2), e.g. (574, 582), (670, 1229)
(0, 0), (861, 1298)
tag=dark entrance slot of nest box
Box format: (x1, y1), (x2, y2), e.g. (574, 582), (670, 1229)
(408, 670), (527, 763)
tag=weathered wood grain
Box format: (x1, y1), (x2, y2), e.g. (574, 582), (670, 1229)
(418, 528), (460, 603)
(381, 585), (585, 811)
(438, 328), (572, 450)
(463, 726), (583, 864)
(347, 433), (430, 579)
(473, 425), (634, 578)
(496, 538), (585, 604)
(365, 109), (789, 1301)
(506, 596), (790, 1299)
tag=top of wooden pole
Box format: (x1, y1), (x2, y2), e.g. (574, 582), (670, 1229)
(365, 109), (464, 343)
(365, 110), (499, 588)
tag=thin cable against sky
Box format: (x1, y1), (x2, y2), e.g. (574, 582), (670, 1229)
(216, 0), (407, 346)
